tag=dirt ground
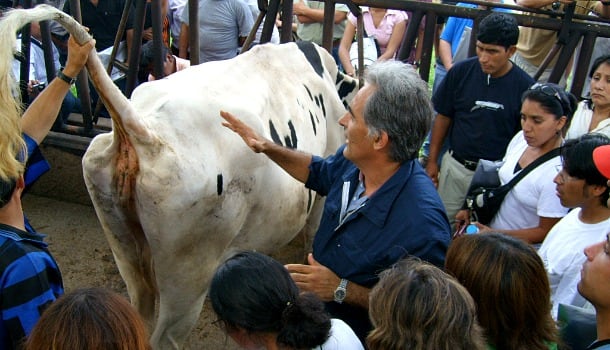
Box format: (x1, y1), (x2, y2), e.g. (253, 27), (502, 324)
(23, 144), (307, 349)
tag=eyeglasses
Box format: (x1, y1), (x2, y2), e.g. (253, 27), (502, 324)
(529, 83), (569, 114)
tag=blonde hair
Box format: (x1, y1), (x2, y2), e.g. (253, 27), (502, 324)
(367, 258), (486, 350)
(0, 19), (25, 181)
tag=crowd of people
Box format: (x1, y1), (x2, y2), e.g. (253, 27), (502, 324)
(2, 0), (610, 349)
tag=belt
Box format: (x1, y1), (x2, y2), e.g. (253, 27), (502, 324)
(450, 151), (479, 171)
(332, 38), (342, 47)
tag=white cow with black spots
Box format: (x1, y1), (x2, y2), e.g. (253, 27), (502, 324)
(0, 5), (358, 349)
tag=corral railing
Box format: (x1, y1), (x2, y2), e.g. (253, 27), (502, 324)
(5, 0), (610, 152)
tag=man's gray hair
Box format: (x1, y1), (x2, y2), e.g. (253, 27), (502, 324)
(363, 61), (433, 163)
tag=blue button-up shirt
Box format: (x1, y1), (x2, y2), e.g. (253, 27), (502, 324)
(306, 145), (451, 341)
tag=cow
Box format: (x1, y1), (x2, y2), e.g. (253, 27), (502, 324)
(0, 5), (358, 349)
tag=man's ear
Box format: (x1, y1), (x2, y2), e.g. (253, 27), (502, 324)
(373, 131), (389, 151)
(590, 183), (609, 198)
(507, 45), (517, 57)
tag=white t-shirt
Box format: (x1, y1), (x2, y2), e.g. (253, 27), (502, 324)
(538, 208), (610, 318)
(565, 101), (610, 139)
(312, 318), (364, 350)
(491, 131), (568, 231)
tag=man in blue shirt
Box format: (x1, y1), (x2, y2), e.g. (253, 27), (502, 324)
(220, 60), (451, 343)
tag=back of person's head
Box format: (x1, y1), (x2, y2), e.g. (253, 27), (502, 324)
(367, 258), (486, 350)
(445, 233), (558, 350)
(138, 41), (170, 81)
(139, 40), (170, 70)
(24, 287), (151, 350)
(209, 251), (331, 349)
(561, 133), (610, 206)
(476, 12), (519, 49)
(0, 177), (17, 209)
(363, 60), (432, 163)
(522, 82), (577, 132)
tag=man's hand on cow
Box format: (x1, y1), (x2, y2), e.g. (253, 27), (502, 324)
(220, 110), (268, 153)
(285, 253), (340, 302)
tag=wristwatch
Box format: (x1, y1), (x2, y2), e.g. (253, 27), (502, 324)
(57, 69), (76, 85)
(333, 278), (348, 304)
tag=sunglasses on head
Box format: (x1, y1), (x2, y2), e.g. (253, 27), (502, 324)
(528, 83), (569, 114)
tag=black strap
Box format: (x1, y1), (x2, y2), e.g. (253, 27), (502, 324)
(504, 147), (561, 190)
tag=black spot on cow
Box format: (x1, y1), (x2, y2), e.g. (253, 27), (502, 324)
(296, 41), (323, 78)
(304, 84), (313, 101)
(309, 111), (317, 135)
(337, 79), (357, 101)
(318, 94), (326, 118)
(269, 120), (283, 146)
(307, 189), (313, 212)
(217, 174), (223, 196)
(284, 120), (298, 149)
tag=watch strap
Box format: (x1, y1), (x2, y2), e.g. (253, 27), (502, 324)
(57, 69), (76, 85)
(333, 278), (348, 303)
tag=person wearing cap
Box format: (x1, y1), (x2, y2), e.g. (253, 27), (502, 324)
(0, 35), (95, 349)
(537, 133), (610, 318)
(594, 144), (610, 207)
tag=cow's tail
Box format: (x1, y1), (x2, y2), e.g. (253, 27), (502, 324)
(0, 4), (152, 144)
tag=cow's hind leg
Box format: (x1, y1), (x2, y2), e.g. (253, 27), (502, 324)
(83, 141), (157, 330)
(148, 245), (215, 350)
(89, 193), (158, 330)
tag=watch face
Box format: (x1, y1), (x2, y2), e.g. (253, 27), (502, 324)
(334, 289), (346, 301)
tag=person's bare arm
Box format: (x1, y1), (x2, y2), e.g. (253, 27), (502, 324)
(294, 1), (347, 24)
(517, 0), (570, 9)
(425, 113), (452, 187)
(286, 254), (370, 309)
(21, 36), (95, 144)
(338, 21), (356, 75)
(438, 39), (454, 70)
(476, 216), (561, 244)
(220, 111), (312, 183)
(378, 19), (407, 61)
(178, 23), (189, 58)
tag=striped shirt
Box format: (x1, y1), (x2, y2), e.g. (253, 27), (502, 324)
(0, 224), (63, 349)
(0, 133), (59, 349)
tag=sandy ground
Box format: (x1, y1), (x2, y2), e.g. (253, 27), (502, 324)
(23, 144), (307, 349)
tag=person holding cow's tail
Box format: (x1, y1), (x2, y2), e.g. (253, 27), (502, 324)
(220, 60), (451, 344)
(0, 33), (94, 350)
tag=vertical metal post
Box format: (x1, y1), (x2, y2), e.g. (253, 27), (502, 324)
(322, 0), (334, 53)
(397, 10), (423, 62)
(151, 0), (165, 79)
(125, 0), (146, 97)
(19, 0), (32, 104)
(279, 0), (293, 43)
(40, 21), (57, 88)
(188, 0), (199, 64)
(419, 10), (437, 81)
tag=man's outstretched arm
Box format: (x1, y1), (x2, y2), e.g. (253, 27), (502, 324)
(220, 110), (313, 183)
